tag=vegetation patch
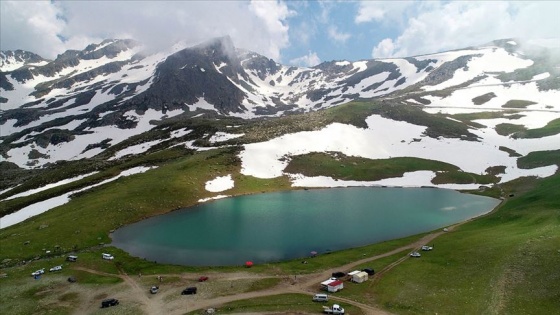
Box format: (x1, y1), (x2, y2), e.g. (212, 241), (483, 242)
(502, 100), (536, 108)
(517, 149), (560, 169)
(285, 153), (459, 182)
(499, 146), (522, 157)
(431, 170), (499, 185)
(496, 123), (526, 136)
(485, 165), (507, 176)
(512, 118), (560, 139)
(472, 92), (496, 105)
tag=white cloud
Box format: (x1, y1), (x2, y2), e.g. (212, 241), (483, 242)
(289, 51), (321, 67)
(0, 1), (70, 58)
(248, 0), (294, 60)
(355, 1), (415, 25)
(0, 0), (294, 61)
(371, 1), (560, 58)
(372, 38), (395, 59)
(328, 26), (351, 43)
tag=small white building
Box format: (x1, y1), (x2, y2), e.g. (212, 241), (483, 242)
(321, 278), (344, 292)
(348, 270), (368, 283)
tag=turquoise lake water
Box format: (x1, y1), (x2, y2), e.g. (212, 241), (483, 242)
(111, 187), (500, 266)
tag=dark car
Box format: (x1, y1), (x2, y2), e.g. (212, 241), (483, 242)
(362, 268), (375, 275)
(331, 271), (346, 278)
(198, 276), (209, 282)
(101, 298), (119, 308)
(181, 287), (197, 295)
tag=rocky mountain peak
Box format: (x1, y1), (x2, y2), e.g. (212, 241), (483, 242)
(0, 50), (50, 72)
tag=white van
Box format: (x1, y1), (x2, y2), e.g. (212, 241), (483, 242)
(312, 293), (328, 302)
(102, 253), (114, 260)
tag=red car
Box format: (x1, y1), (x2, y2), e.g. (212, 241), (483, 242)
(198, 276), (209, 282)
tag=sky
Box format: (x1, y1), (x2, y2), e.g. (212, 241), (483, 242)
(1, 1), (559, 67)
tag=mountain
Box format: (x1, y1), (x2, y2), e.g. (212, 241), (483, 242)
(0, 50), (50, 72)
(0, 36), (559, 179)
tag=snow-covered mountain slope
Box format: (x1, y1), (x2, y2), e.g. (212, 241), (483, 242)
(1, 37), (559, 171)
(0, 50), (50, 72)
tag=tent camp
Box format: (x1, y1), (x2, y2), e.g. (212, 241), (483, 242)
(348, 270), (368, 283)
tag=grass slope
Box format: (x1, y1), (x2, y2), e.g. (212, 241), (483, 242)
(372, 174), (560, 315)
(285, 152), (499, 185)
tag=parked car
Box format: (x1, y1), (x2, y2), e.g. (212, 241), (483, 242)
(66, 255), (78, 262)
(68, 276), (77, 283)
(313, 293), (329, 302)
(49, 265), (62, 272)
(421, 245), (433, 251)
(31, 269), (45, 276)
(101, 298), (119, 308)
(198, 276), (209, 282)
(181, 287), (197, 295)
(362, 268), (375, 275)
(331, 271), (346, 278)
(410, 251), (421, 258)
(102, 253), (114, 260)
(150, 286), (159, 294)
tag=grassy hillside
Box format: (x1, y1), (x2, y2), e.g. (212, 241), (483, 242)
(372, 174), (560, 314)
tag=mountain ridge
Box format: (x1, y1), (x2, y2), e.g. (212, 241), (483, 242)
(1, 36), (559, 172)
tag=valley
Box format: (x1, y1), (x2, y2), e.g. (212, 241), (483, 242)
(1, 37), (559, 314)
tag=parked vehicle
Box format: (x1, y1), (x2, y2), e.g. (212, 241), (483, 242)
(49, 265), (62, 272)
(31, 269), (45, 276)
(362, 268), (375, 275)
(66, 255), (78, 262)
(313, 293), (329, 302)
(102, 253), (114, 260)
(198, 276), (209, 282)
(323, 304), (345, 314)
(101, 298), (119, 308)
(421, 245), (433, 251)
(150, 286), (159, 294)
(331, 271), (345, 278)
(410, 251), (421, 257)
(181, 287), (197, 295)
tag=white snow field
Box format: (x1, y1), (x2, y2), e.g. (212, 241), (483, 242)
(5, 109), (184, 168)
(0, 166), (156, 229)
(205, 174), (234, 192)
(239, 115), (558, 189)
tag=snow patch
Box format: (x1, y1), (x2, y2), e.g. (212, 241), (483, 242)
(205, 174), (234, 192)
(198, 195), (230, 203)
(531, 72), (550, 80)
(239, 115), (559, 187)
(4, 172), (98, 201)
(209, 132), (245, 143)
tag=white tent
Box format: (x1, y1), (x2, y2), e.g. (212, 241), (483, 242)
(350, 271), (368, 283)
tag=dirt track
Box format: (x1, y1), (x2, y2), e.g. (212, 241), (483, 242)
(71, 226), (454, 315)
